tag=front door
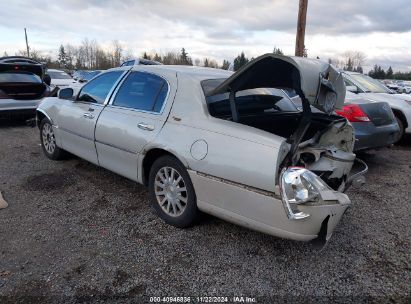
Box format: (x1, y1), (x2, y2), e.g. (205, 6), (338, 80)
(58, 70), (126, 164)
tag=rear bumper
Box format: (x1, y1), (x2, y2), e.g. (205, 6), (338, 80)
(0, 100), (40, 119)
(0, 99), (40, 111)
(352, 121), (400, 151)
(190, 171), (351, 242)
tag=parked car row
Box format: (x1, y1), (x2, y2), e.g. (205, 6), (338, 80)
(343, 71), (411, 141)
(382, 80), (411, 94)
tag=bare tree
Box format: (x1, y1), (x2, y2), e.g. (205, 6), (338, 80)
(111, 40), (123, 67)
(341, 51), (366, 72)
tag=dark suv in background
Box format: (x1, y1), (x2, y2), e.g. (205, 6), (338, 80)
(0, 56), (54, 120)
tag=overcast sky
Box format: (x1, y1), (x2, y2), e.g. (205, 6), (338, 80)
(1, 0), (410, 71)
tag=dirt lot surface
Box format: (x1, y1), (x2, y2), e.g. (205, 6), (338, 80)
(0, 123), (410, 303)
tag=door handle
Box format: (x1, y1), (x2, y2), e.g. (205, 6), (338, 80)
(83, 113), (95, 119)
(137, 123), (155, 131)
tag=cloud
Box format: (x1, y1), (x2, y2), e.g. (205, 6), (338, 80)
(0, 0), (410, 71)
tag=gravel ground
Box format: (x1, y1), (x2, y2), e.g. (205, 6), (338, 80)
(0, 122), (410, 303)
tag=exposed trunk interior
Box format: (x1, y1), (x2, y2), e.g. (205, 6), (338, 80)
(0, 82), (47, 100)
(236, 111), (347, 142)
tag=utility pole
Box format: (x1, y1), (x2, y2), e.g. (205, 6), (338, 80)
(295, 0), (308, 57)
(24, 28), (30, 57)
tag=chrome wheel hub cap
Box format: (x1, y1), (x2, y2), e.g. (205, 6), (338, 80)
(42, 123), (56, 154)
(154, 166), (188, 217)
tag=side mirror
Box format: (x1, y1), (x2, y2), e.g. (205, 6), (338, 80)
(58, 88), (74, 100)
(346, 85), (358, 93)
(44, 74), (51, 86)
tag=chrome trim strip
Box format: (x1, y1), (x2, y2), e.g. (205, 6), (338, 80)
(196, 171), (281, 199)
(107, 71), (171, 115)
(74, 70), (130, 106)
(104, 70), (130, 105)
(95, 140), (137, 155)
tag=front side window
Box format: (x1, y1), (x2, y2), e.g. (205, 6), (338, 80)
(77, 71), (123, 104)
(112, 71), (168, 112)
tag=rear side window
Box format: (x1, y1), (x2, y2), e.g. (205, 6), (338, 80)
(0, 72), (42, 83)
(206, 88), (298, 117)
(112, 71), (168, 113)
(78, 71), (123, 104)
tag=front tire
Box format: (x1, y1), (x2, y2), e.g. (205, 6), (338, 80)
(148, 155), (198, 228)
(40, 118), (66, 160)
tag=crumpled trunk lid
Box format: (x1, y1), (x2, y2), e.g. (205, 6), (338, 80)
(208, 54), (346, 113)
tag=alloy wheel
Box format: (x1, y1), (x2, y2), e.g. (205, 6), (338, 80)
(154, 166), (188, 217)
(42, 123), (56, 154)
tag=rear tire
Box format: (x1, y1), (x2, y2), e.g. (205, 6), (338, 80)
(148, 155), (198, 228)
(40, 118), (66, 160)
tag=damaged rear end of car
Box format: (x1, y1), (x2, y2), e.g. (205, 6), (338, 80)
(205, 54), (367, 244)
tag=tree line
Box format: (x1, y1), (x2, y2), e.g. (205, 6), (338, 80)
(367, 65), (411, 80)
(3, 40), (409, 80)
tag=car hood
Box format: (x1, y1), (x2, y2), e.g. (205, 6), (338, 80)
(208, 53), (346, 113)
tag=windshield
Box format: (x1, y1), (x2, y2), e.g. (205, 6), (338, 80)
(83, 71), (101, 81)
(350, 74), (390, 93)
(48, 70), (72, 79)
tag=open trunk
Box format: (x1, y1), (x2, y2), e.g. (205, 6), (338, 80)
(204, 54), (358, 191)
(0, 82), (47, 100)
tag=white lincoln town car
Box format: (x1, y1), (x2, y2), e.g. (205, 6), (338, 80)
(36, 54), (365, 244)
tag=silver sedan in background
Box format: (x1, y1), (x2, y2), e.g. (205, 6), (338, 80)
(36, 54), (364, 244)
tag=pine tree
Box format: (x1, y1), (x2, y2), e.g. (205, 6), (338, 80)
(344, 58), (353, 71)
(58, 45), (67, 68)
(233, 52), (249, 71)
(221, 60), (231, 70)
(386, 66), (393, 79)
(180, 48), (192, 65)
(272, 47), (284, 55)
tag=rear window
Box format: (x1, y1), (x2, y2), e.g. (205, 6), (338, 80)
(48, 71), (71, 79)
(0, 72), (42, 83)
(202, 79), (298, 117)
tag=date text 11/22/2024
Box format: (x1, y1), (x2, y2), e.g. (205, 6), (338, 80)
(149, 296), (257, 303)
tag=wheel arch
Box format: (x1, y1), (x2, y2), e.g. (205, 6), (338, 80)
(36, 109), (53, 128)
(141, 148), (189, 186)
(392, 108), (408, 129)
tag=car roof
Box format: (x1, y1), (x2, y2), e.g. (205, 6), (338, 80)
(47, 69), (67, 72)
(111, 65), (233, 80)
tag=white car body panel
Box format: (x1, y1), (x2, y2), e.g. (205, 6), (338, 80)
(37, 58), (355, 242)
(352, 92), (411, 133)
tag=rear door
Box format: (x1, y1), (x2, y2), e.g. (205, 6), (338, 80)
(58, 70), (126, 164)
(95, 70), (176, 181)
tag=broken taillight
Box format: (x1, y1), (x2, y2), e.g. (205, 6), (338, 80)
(335, 104), (370, 122)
